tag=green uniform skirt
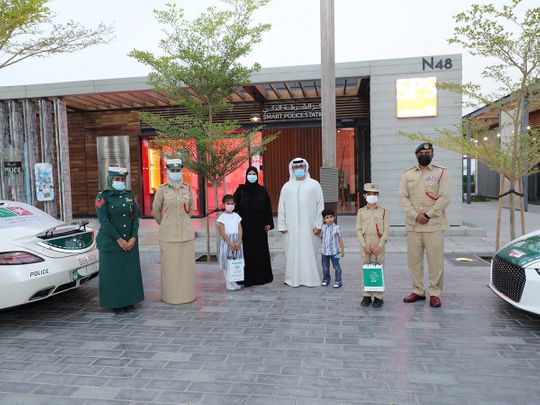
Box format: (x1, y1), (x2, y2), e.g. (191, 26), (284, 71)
(99, 244), (144, 309)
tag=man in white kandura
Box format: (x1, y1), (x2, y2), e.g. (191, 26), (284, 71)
(278, 157), (325, 287)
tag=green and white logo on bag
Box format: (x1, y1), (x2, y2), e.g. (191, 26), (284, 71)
(363, 264), (385, 292)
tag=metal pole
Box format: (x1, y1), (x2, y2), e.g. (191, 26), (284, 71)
(466, 121), (472, 204)
(320, 0), (338, 211)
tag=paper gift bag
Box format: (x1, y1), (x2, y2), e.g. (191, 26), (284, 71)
(226, 258), (245, 282)
(362, 263), (385, 292)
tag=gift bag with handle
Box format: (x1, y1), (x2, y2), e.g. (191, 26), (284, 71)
(362, 262), (384, 292)
(226, 249), (244, 282)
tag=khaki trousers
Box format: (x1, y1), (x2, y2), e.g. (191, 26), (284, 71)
(406, 230), (444, 297)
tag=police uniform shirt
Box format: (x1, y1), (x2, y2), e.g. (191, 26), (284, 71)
(399, 163), (452, 232)
(152, 182), (195, 242)
(355, 205), (389, 249)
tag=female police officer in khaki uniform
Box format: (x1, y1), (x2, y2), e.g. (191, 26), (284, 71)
(152, 159), (196, 304)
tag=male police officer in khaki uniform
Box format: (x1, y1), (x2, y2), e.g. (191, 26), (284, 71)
(356, 183), (389, 308)
(399, 143), (451, 308)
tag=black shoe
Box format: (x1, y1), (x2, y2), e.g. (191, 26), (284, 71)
(124, 305), (136, 313)
(360, 296), (372, 307)
(372, 298), (384, 308)
(112, 307), (125, 314)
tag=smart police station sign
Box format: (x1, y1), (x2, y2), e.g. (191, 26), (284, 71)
(262, 103), (322, 121)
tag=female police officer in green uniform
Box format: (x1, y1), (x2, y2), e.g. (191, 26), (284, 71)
(95, 166), (144, 313)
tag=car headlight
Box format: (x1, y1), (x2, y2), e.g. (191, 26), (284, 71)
(0, 251), (45, 265)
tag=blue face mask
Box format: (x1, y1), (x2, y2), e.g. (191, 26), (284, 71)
(112, 180), (126, 191)
(294, 168), (305, 178)
(169, 172), (182, 182)
(247, 174), (258, 183)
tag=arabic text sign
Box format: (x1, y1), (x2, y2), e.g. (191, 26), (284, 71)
(262, 103), (322, 121)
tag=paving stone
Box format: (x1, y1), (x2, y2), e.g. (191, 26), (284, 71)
(114, 388), (159, 401)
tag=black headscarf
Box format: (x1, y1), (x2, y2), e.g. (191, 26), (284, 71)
(243, 166), (263, 195)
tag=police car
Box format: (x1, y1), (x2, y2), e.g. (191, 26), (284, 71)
(0, 200), (99, 310)
(489, 230), (540, 315)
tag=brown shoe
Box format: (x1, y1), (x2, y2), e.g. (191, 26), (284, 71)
(429, 296), (441, 308)
(403, 293), (426, 303)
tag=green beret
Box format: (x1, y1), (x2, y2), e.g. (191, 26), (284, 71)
(415, 143), (433, 154)
(108, 166), (128, 177)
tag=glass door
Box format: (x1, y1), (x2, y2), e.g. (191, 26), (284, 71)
(336, 128), (358, 214)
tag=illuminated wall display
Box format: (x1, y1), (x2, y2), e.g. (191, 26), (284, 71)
(396, 77), (437, 118)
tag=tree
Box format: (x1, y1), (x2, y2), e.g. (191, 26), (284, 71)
(0, 0), (114, 70)
(129, 0), (275, 261)
(399, 0), (540, 249)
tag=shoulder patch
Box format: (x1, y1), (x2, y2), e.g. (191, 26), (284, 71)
(95, 197), (106, 208)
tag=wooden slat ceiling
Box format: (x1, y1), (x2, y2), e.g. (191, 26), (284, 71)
(60, 77), (367, 112)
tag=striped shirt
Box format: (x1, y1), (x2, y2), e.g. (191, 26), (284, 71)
(321, 223), (342, 256)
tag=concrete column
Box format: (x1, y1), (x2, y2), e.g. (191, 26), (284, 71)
(320, 0), (338, 208)
(54, 97), (72, 221)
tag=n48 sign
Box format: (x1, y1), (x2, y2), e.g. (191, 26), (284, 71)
(422, 57), (452, 71)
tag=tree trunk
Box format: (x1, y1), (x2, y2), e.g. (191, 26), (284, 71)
(213, 180), (220, 259)
(496, 174), (504, 250)
(205, 180), (211, 262)
(518, 178), (525, 236)
(509, 179), (516, 241)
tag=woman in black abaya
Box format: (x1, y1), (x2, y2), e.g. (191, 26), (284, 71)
(233, 166), (274, 286)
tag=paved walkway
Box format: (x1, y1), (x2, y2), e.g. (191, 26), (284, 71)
(0, 201), (539, 404)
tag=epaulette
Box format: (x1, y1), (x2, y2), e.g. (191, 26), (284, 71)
(403, 165), (417, 173)
(432, 163), (446, 170)
(158, 183), (169, 188)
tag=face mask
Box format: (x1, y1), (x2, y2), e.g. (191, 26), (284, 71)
(224, 204), (235, 212)
(247, 174), (258, 183)
(366, 195), (378, 204)
(417, 154), (432, 166)
(294, 168), (305, 178)
(112, 181), (126, 191)
(169, 172), (182, 182)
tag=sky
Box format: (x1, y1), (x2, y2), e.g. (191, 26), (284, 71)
(0, 0), (532, 102)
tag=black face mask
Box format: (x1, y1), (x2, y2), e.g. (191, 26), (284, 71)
(417, 154), (432, 166)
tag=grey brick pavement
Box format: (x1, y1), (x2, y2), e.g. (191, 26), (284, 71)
(2, 201), (540, 404)
(1, 244), (540, 405)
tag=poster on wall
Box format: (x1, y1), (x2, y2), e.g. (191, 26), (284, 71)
(35, 163), (54, 201)
(96, 136), (131, 191)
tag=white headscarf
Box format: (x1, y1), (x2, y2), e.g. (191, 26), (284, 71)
(288, 157), (311, 181)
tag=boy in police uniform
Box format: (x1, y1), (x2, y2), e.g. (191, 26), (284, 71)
(356, 183), (389, 308)
(399, 143), (451, 308)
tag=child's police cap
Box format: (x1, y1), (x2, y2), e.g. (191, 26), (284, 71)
(364, 183), (379, 192)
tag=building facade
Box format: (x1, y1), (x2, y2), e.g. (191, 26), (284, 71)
(0, 54), (462, 225)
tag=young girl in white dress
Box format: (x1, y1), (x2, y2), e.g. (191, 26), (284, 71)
(217, 194), (244, 291)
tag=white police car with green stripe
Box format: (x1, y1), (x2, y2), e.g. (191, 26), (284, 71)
(0, 201), (99, 309)
(489, 230), (540, 315)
